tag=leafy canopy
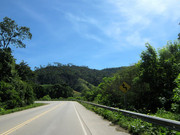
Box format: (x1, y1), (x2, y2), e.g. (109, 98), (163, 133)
(0, 17), (32, 49)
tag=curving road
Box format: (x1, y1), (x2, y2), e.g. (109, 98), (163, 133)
(0, 101), (129, 135)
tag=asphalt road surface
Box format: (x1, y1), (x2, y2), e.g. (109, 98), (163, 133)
(0, 101), (130, 135)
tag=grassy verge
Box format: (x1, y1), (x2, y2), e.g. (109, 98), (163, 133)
(81, 103), (180, 135)
(153, 108), (180, 121)
(0, 103), (46, 115)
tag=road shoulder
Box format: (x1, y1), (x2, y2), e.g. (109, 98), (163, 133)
(74, 101), (130, 135)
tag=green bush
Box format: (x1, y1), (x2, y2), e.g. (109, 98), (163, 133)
(155, 108), (180, 121)
(0, 81), (20, 109)
(172, 74), (180, 113)
(40, 95), (51, 101)
(0, 108), (5, 112)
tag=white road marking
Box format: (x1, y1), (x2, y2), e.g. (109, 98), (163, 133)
(73, 102), (88, 135)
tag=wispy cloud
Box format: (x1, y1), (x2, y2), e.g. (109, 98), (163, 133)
(15, 1), (65, 39)
(65, 13), (103, 42)
(33, 0), (180, 49)
(103, 0), (180, 47)
(16, 1), (49, 26)
(106, 0), (180, 23)
(126, 32), (150, 47)
(85, 34), (103, 43)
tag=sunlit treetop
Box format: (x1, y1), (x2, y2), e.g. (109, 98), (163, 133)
(0, 17), (32, 49)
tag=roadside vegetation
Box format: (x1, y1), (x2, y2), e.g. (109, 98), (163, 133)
(82, 42), (180, 113)
(79, 42), (180, 134)
(82, 103), (180, 135)
(0, 17), (180, 134)
(0, 103), (46, 115)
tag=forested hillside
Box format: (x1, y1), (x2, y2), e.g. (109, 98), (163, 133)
(34, 64), (122, 91)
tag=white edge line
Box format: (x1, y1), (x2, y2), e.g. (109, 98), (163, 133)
(73, 102), (88, 135)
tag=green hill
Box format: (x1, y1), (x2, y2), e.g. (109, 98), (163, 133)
(34, 63), (123, 92)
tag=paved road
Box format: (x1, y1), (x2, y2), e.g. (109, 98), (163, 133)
(0, 101), (129, 135)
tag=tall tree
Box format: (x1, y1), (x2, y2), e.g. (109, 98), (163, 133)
(16, 61), (35, 82)
(0, 17), (32, 49)
(0, 48), (17, 82)
(139, 43), (159, 90)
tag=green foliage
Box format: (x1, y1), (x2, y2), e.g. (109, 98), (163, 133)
(0, 41), (34, 109)
(171, 74), (180, 113)
(40, 95), (51, 101)
(35, 63), (122, 91)
(154, 108), (180, 121)
(33, 85), (47, 99)
(0, 79), (35, 109)
(0, 103), (45, 115)
(0, 48), (17, 82)
(173, 74), (180, 102)
(139, 43), (158, 89)
(96, 76), (121, 106)
(138, 42), (180, 111)
(13, 80), (34, 106)
(91, 42), (180, 113)
(75, 78), (92, 92)
(34, 83), (73, 99)
(0, 81), (20, 109)
(82, 103), (180, 135)
(0, 17), (32, 49)
(94, 66), (149, 110)
(51, 84), (73, 98)
(138, 43), (161, 112)
(78, 78), (98, 101)
(15, 61), (35, 82)
(73, 90), (81, 97)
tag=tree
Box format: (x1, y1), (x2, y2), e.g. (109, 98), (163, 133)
(0, 17), (32, 49)
(171, 74), (180, 113)
(0, 48), (17, 82)
(0, 81), (20, 109)
(139, 43), (158, 87)
(16, 61), (35, 82)
(136, 43), (160, 112)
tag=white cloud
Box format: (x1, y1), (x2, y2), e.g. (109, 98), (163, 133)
(126, 32), (150, 47)
(65, 13), (104, 41)
(85, 34), (103, 43)
(65, 0), (180, 49)
(66, 13), (98, 25)
(101, 0), (180, 47)
(106, 0), (180, 26)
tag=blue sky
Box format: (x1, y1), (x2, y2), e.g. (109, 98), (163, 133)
(1, 0), (180, 70)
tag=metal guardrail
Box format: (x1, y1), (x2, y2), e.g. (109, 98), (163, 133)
(79, 100), (180, 132)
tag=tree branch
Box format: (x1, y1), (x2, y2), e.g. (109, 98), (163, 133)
(2, 36), (6, 48)
(0, 31), (7, 48)
(0, 40), (2, 48)
(6, 36), (12, 47)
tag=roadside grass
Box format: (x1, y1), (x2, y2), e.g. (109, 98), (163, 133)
(81, 103), (180, 135)
(153, 108), (180, 121)
(0, 103), (46, 115)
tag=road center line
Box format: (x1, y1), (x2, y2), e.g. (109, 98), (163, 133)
(73, 102), (88, 135)
(0, 103), (64, 135)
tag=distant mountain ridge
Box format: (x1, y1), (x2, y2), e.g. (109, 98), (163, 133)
(35, 64), (123, 92)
